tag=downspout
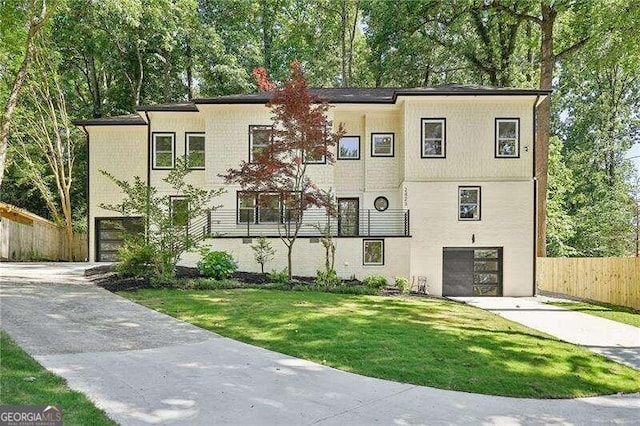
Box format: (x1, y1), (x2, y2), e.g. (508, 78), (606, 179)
(144, 111), (151, 243)
(82, 125), (90, 261)
(532, 95), (540, 296)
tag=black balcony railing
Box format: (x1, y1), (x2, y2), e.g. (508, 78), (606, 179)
(185, 208), (410, 241)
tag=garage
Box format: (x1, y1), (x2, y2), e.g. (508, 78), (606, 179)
(95, 217), (144, 262)
(442, 247), (503, 296)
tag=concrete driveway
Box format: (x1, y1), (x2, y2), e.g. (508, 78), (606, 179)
(455, 297), (640, 370)
(1, 263), (639, 425)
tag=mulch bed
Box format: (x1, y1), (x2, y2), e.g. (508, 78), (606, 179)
(85, 264), (321, 292)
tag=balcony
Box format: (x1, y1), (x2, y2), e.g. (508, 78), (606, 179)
(187, 209), (410, 240)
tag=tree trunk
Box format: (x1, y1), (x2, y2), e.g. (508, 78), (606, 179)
(287, 244), (293, 281)
(186, 42), (193, 100)
(162, 49), (171, 103)
(340, 0), (347, 86)
(536, 3), (556, 258)
(86, 54), (102, 118)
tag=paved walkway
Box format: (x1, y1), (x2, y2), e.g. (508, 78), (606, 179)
(1, 263), (639, 425)
(454, 297), (640, 369)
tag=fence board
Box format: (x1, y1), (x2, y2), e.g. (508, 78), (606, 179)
(537, 257), (640, 310)
(0, 203), (87, 261)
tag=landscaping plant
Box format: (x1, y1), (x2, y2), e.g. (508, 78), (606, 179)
(197, 248), (238, 280)
(363, 275), (387, 289)
(100, 156), (224, 280)
(315, 269), (341, 288)
(251, 236), (275, 273)
(268, 268), (289, 284)
(222, 62), (345, 280)
(395, 276), (410, 294)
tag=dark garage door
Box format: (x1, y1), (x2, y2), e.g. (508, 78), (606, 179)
(443, 247), (503, 296)
(96, 217), (144, 262)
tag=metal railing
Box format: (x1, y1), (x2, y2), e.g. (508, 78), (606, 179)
(185, 208), (410, 241)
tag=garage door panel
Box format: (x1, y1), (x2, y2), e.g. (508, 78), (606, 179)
(96, 217), (143, 262)
(443, 247), (503, 297)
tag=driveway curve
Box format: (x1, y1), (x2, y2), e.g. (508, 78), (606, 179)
(1, 263), (639, 425)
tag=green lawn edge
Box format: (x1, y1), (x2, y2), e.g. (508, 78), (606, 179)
(120, 288), (640, 399)
(0, 331), (115, 425)
(547, 301), (640, 328)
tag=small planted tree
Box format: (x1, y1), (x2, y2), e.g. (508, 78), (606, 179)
(251, 236), (275, 273)
(100, 156), (224, 280)
(313, 189), (338, 273)
(222, 62), (345, 280)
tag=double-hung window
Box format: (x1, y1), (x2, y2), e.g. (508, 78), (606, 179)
(153, 133), (175, 169)
(459, 186), (481, 221)
(495, 118), (519, 158)
(249, 125), (272, 162)
(421, 118), (446, 158)
(186, 133), (205, 169)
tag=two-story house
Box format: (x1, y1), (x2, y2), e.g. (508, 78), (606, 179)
(75, 85), (550, 297)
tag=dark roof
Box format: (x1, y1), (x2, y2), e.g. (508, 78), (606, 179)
(74, 85), (551, 126)
(194, 84), (551, 105)
(73, 114), (147, 126)
(136, 102), (199, 112)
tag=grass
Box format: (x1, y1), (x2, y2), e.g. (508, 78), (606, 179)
(547, 301), (640, 328)
(0, 331), (115, 425)
(120, 289), (640, 398)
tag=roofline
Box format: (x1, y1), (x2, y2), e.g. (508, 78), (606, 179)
(193, 88), (552, 105)
(135, 104), (199, 112)
(72, 119), (148, 126)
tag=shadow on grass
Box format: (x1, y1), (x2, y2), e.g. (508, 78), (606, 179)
(123, 289), (640, 398)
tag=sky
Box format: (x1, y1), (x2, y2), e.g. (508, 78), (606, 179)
(627, 144), (640, 173)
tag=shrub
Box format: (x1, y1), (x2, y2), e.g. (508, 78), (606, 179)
(362, 275), (387, 289)
(395, 276), (410, 294)
(116, 238), (157, 278)
(197, 249), (238, 280)
(268, 268), (289, 284)
(315, 269), (342, 288)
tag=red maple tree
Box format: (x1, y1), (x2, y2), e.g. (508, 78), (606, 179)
(223, 61), (345, 280)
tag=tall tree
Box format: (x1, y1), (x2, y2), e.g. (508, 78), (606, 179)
(0, 0), (57, 190)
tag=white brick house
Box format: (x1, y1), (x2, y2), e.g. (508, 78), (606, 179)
(75, 85), (550, 297)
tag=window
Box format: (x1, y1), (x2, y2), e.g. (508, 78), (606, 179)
(249, 125), (272, 162)
(152, 133), (175, 169)
(421, 118), (446, 158)
(363, 239), (384, 265)
(237, 192), (282, 224)
(371, 133), (394, 157)
(238, 193), (256, 223)
(171, 197), (189, 227)
(338, 136), (360, 160)
(459, 186), (481, 221)
(495, 118), (520, 158)
(186, 133), (205, 169)
(374, 196), (389, 212)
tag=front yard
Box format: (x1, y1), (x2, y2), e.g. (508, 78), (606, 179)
(121, 289), (640, 398)
(0, 331), (115, 425)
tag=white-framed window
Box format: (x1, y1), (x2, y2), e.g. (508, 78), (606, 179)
(186, 133), (205, 169)
(338, 136), (360, 160)
(363, 239), (384, 265)
(371, 133), (394, 157)
(249, 125), (272, 163)
(495, 118), (520, 158)
(152, 133), (175, 169)
(421, 118), (446, 158)
(459, 186), (481, 221)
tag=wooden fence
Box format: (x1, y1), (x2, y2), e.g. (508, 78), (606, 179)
(0, 202), (87, 261)
(537, 257), (640, 310)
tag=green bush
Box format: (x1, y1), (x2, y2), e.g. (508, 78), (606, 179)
(362, 275), (387, 289)
(315, 269), (342, 288)
(268, 268), (289, 284)
(116, 238), (157, 278)
(197, 249), (238, 279)
(395, 276), (410, 294)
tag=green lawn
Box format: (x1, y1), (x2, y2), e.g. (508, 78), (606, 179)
(121, 289), (640, 398)
(547, 301), (640, 328)
(0, 331), (115, 425)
